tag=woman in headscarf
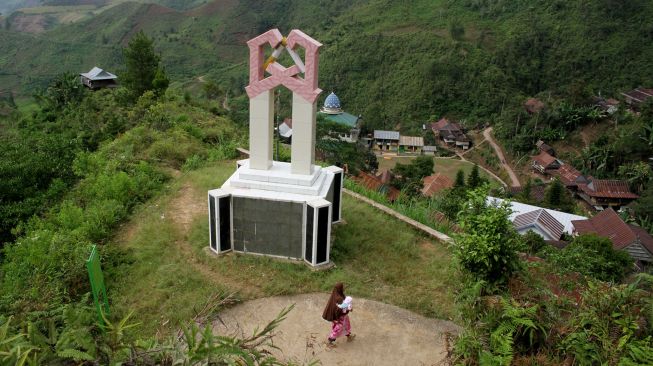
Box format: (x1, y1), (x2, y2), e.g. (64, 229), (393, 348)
(322, 282), (355, 347)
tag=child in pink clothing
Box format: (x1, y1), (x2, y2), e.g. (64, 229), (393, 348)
(322, 283), (355, 347)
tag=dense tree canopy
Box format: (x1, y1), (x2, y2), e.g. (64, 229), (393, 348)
(122, 31), (169, 99)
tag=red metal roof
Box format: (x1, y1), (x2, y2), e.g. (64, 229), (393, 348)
(622, 88), (653, 103)
(431, 118), (461, 132)
(571, 208), (641, 250)
(421, 173), (454, 197)
(513, 209), (564, 240)
(510, 185), (546, 202)
(552, 164), (585, 187)
(532, 151), (558, 168)
(577, 179), (638, 199)
(353, 172), (401, 202)
(524, 98), (545, 113)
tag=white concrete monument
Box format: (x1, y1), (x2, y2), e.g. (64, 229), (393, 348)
(207, 29), (343, 267)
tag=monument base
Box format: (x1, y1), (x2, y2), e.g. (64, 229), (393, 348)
(208, 159), (343, 267)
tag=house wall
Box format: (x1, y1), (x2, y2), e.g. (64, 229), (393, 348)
(518, 226), (554, 241)
(625, 242), (653, 262)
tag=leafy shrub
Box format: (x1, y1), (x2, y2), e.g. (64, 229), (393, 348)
(453, 187), (523, 286)
(541, 233), (633, 282)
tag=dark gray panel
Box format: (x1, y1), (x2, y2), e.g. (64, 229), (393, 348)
(231, 197), (304, 259)
(305, 207), (314, 262)
(209, 195), (217, 251)
(219, 196), (231, 251)
(333, 172), (342, 222)
(316, 206), (329, 264)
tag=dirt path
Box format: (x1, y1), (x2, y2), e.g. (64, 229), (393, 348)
(482, 127), (520, 187)
(455, 153), (508, 187)
(213, 293), (460, 366)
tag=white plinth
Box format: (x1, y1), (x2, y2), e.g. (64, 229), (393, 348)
(237, 159), (321, 186)
(223, 159), (335, 202)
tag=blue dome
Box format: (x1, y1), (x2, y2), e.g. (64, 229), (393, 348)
(324, 92), (341, 110)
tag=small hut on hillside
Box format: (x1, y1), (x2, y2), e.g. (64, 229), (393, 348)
(80, 67), (118, 89)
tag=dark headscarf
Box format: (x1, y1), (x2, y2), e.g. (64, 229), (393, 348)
(322, 282), (346, 321)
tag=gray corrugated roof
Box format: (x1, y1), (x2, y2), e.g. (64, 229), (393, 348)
(423, 146), (438, 152)
(373, 130), (400, 140)
(513, 209), (564, 240)
(80, 67), (117, 80)
(399, 135), (424, 147)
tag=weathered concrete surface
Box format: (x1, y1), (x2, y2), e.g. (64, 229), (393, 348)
(213, 293), (461, 366)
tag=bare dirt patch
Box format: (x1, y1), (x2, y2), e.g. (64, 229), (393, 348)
(214, 293), (461, 366)
(168, 182), (205, 233)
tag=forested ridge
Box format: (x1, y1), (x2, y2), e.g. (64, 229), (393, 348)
(2, 0), (653, 127)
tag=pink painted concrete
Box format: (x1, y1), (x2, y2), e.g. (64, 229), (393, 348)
(245, 29), (323, 104)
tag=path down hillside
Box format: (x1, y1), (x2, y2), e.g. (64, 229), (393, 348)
(213, 294), (461, 366)
(483, 127), (521, 187)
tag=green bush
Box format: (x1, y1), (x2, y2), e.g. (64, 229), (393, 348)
(542, 233), (633, 282)
(453, 187), (523, 286)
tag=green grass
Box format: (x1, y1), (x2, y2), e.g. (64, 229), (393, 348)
(377, 155), (501, 187)
(109, 161), (457, 338)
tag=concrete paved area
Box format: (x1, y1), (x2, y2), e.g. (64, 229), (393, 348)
(213, 293), (461, 366)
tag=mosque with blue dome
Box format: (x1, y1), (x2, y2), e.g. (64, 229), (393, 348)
(318, 92), (361, 142)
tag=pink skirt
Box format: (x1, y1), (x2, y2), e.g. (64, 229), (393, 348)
(329, 314), (351, 339)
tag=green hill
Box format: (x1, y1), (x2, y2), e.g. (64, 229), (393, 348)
(1, 0), (653, 130)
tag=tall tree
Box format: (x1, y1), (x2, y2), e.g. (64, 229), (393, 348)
(37, 72), (85, 110)
(467, 164), (482, 188)
(545, 178), (563, 207)
(454, 169), (466, 189)
(122, 31), (168, 99)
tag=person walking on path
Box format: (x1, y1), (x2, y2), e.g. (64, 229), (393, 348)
(322, 282), (355, 348)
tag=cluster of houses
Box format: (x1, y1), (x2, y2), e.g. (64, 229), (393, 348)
(490, 198), (653, 268)
(531, 141), (639, 211)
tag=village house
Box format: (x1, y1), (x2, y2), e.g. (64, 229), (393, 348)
(621, 87), (653, 109)
(576, 178), (639, 210)
(512, 209), (565, 241)
(352, 171), (400, 202)
(509, 185), (546, 203)
(373, 130), (400, 152)
(531, 151), (560, 174)
(421, 173), (454, 197)
(398, 135), (424, 154)
(430, 118), (471, 150)
(524, 98), (545, 114)
(593, 96), (620, 115)
(422, 145), (438, 156)
(318, 92), (361, 143)
(572, 208), (653, 265)
(488, 197), (587, 241)
(536, 140), (556, 156)
(80, 67), (118, 89)
(551, 164), (587, 193)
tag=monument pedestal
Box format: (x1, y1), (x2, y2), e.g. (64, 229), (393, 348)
(209, 159), (342, 267)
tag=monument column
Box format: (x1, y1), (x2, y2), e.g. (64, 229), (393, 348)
(291, 92), (316, 175)
(248, 90), (274, 170)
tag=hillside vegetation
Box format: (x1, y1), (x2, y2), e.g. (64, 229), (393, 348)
(2, 0), (652, 131)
